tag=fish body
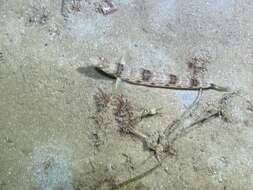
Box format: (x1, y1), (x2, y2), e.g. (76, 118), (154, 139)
(94, 56), (228, 91)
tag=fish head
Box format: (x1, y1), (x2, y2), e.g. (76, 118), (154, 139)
(91, 56), (119, 77)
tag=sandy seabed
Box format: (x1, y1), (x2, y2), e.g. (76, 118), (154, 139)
(0, 0), (253, 189)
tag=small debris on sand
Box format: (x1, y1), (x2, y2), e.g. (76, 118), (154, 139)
(98, 0), (118, 15)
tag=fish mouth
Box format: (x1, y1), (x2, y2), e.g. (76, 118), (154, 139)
(95, 67), (116, 79)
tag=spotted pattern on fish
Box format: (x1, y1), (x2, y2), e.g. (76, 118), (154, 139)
(116, 63), (124, 77)
(94, 56), (229, 91)
(142, 69), (153, 81)
(168, 74), (178, 85)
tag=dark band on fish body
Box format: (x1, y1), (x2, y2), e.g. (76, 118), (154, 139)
(169, 74), (178, 85)
(135, 80), (142, 83)
(142, 69), (153, 81)
(115, 63), (124, 77)
(190, 78), (199, 87)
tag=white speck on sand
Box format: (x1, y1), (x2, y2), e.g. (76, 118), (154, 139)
(175, 90), (199, 107)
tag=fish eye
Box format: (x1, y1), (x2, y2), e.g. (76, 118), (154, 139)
(97, 64), (103, 68)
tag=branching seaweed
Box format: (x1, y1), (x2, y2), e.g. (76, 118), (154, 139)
(93, 88), (112, 112)
(91, 88), (248, 189)
(113, 94), (139, 133)
(109, 161), (163, 190)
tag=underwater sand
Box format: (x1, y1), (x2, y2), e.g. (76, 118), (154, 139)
(0, 0), (253, 189)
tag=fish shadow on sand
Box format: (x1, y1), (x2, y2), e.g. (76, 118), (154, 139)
(76, 66), (113, 81)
